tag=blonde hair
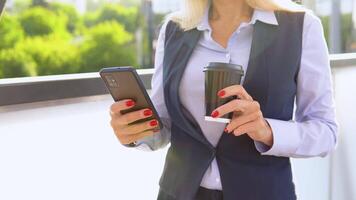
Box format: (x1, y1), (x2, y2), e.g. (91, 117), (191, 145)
(168, 0), (305, 31)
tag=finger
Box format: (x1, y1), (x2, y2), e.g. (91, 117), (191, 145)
(233, 111), (243, 118)
(225, 111), (263, 133)
(115, 108), (154, 125)
(120, 129), (158, 145)
(232, 120), (260, 136)
(127, 129), (159, 144)
(110, 99), (136, 116)
(121, 119), (159, 135)
(217, 85), (253, 101)
(211, 99), (260, 118)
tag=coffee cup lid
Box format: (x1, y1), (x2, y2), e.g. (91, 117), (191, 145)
(203, 62), (244, 75)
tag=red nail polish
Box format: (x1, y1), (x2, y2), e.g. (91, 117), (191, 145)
(224, 128), (229, 132)
(125, 100), (135, 107)
(211, 110), (219, 118)
(143, 109), (152, 116)
(150, 120), (158, 127)
(218, 90), (226, 97)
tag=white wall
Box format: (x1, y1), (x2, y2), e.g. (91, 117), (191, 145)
(1, 66), (355, 200)
(0, 95), (166, 200)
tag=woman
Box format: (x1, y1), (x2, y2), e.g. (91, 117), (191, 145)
(109, 0), (338, 199)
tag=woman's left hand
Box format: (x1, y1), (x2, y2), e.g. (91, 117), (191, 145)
(211, 85), (274, 147)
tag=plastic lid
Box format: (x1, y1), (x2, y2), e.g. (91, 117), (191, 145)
(203, 62), (244, 75)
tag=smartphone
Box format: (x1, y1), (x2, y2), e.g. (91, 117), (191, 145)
(100, 66), (163, 131)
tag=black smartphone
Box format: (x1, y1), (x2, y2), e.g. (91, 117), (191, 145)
(100, 66), (163, 131)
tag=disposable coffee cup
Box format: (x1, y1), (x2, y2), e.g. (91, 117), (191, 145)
(203, 62), (244, 123)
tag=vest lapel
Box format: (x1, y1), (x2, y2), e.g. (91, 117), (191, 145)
(164, 28), (214, 149)
(243, 20), (278, 112)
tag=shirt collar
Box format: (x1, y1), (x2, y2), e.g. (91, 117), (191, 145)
(251, 9), (279, 26)
(197, 7), (279, 31)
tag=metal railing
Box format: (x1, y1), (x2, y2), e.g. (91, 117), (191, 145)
(0, 53), (355, 106)
(0, 53), (355, 200)
(0, 69), (154, 106)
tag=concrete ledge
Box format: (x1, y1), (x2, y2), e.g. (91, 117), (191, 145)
(0, 69), (154, 106)
(0, 52), (355, 107)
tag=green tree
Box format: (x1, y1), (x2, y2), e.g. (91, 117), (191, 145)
(320, 13), (353, 52)
(49, 3), (80, 33)
(0, 2), (151, 78)
(11, 0), (32, 14)
(86, 0), (105, 12)
(31, 0), (48, 7)
(119, 0), (141, 7)
(84, 4), (138, 33)
(19, 6), (68, 37)
(16, 35), (81, 75)
(0, 49), (37, 78)
(80, 21), (136, 72)
(0, 14), (24, 49)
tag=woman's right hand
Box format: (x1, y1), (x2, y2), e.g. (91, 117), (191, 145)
(109, 99), (159, 145)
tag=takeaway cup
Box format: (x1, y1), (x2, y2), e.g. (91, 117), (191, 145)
(203, 62), (244, 123)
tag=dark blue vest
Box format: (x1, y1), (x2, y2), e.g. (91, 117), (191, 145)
(158, 11), (305, 200)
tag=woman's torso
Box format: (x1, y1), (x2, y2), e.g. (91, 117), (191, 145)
(178, 9), (273, 190)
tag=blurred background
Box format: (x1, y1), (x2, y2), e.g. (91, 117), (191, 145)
(0, 0), (356, 200)
(0, 0), (354, 78)
(0, 0), (171, 78)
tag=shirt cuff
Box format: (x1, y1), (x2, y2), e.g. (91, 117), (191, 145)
(122, 134), (158, 151)
(123, 141), (154, 151)
(254, 118), (302, 157)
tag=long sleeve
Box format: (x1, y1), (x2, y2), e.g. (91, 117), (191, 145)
(255, 12), (338, 158)
(131, 21), (172, 151)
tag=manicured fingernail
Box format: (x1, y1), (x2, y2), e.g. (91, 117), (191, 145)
(217, 90), (226, 97)
(211, 110), (219, 118)
(143, 109), (152, 116)
(125, 100), (135, 107)
(224, 127), (229, 132)
(150, 120), (158, 127)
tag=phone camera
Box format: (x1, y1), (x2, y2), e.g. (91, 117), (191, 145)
(105, 75), (118, 88)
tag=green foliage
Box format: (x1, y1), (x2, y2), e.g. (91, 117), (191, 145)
(84, 4), (138, 33)
(19, 6), (68, 37)
(320, 13), (353, 52)
(0, 49), (37, 78)
(12, 0), (32, 14)
(49, 3), (80, 33)
(16, 35), (81, 75)
(0, 2), (143, 78)
(118, 0), (141, 7)
(80, 21), (136, 72)
(86, 0), (104, 12)
(31, 0), (48, 8)
(341, 14), (353, 51)
(0, 14), (25, 49)
(83, 11), (98, 28)
(154, 13), (165, 27)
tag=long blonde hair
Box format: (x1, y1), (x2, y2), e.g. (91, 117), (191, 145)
(168, 0), (304, 31)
